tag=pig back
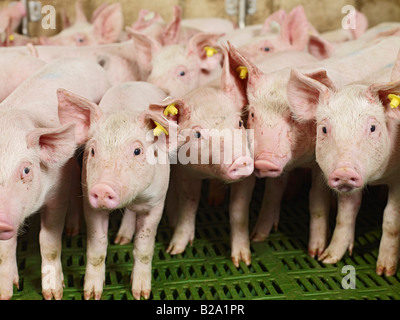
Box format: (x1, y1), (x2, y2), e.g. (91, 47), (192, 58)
(99, 81), (167, 114)
(0, 57), (112, 127)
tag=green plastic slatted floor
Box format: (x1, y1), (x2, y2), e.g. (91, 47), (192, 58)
(11, 179), (400, 300)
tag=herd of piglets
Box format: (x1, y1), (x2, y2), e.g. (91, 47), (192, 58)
(1, 0), (400, 300)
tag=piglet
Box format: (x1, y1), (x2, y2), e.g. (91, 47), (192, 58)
(147, 44), (255, 267)
(129, 30), (223, 97)
(288, 51), (400, 276)
(58, 82), (171, 300)
(0, 57), (111, 300)
(230, 36), (400, 259)
(39, 0), (123, 46)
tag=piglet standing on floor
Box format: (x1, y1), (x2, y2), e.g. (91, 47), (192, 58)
(288, 51), (400, 276)
(0, 58), (111, 300)
(57, 82), (176, 300)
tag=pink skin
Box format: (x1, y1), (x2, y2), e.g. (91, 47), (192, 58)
(0, 53), (46, 102)
(0, 40), (148, 85)
(0, 58), (111, 300)
(128, 30), (223, 97)
(229, 37), (400, 259)
(39, 1), (123, 46)
(129, 5), (200, 46)
(287, 50), (400, 275)
(236, 6), (335, 62)
(145, 46), (254, 266)
(58, 82), (169, 300)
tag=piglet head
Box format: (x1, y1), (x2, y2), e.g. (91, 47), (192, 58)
(0, 111), (76, 240)
(146, 32), (223, 97)
(39, 2), (123, 46)
(239, 6), (311, 62)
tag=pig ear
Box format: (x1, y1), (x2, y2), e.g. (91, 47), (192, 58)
(142, 97), (191, 129)
(162, 5), (182, 45)
(350, 11), (368, 39)
(225, 41), (266, 100)
(390, 50), (400, 81)
(260, 9), (287, 35)
(219, 44), (249, 111)
(92, 3), (123, 43)
(131, 9), (164, 31)
(26, 123), (77, 164)
(60, 8), (72, 29)
(280, 6), (310, 51)
(90, 3), (109, 24)
(287, 69), (335, 121)
(307, 34), (334, 60)
(57, 89), (102, 145)
(366, 79), (400, 120)
(128, 28), (161, 64)
(74, 0), (88, 23)
(187, 33), (223, 71)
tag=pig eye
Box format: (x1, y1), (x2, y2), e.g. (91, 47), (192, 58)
(322, 127), (327, 134)
(239, 120), (243, 128)
(134, 148), (141, 156)
(194, 131), (201, 139)
(179, 71), (186, 77)
(22, 167), (30, 176)
(251, 112), (255, 118)
(370, 125), (376, 133)
(91, 148), (95, 157)
(263, 47), (270, 52)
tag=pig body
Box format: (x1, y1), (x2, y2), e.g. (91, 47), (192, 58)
(0, 58), (111, 300)
(290, 54), (400, 275)
(0, 40), (144, 84)
(233, 36), (400, 259)
(57, 82), (168, 300)
(157, 46), (318, 267)
(0, 52), (46, 102)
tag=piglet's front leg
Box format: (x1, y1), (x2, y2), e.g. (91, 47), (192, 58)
(131, 202), (164, 300)
(114, 208), (136, 245)
(83, 202), (110, 301)
(166, 171), (202, 255)
(319, 190), (362, 264)
(0, 237), (18, 300)
(376, 183), (400, 276)
(308, 164), (331, 258)
(229, 175), (255, 267)
(251, 176), (288, 242)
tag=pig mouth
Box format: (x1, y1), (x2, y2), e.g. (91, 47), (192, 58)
(0, 221), (15, 240)
(254, 157), (284, 178)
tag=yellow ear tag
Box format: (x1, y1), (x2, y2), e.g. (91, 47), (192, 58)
(164, 103), (178, 116)
(204, 46), (218, 57)
(236, 66), (248, 80)
(153, 121), (168, 136)
(388, 94), (400, 109)
(9, 34), (14, 42)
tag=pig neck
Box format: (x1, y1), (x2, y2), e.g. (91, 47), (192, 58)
(126, 162), (170, 213)
(370, 119), (400, 185)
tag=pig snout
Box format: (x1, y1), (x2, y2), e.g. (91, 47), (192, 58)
(226, 156), (254, 180)
(0, 216), (15, 240)
(254, 154), (284, 178)
(89, 183), (120, 209)
(328, 166), (363, 193)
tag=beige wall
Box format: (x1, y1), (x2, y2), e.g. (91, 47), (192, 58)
(1, 0), (399, 36)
